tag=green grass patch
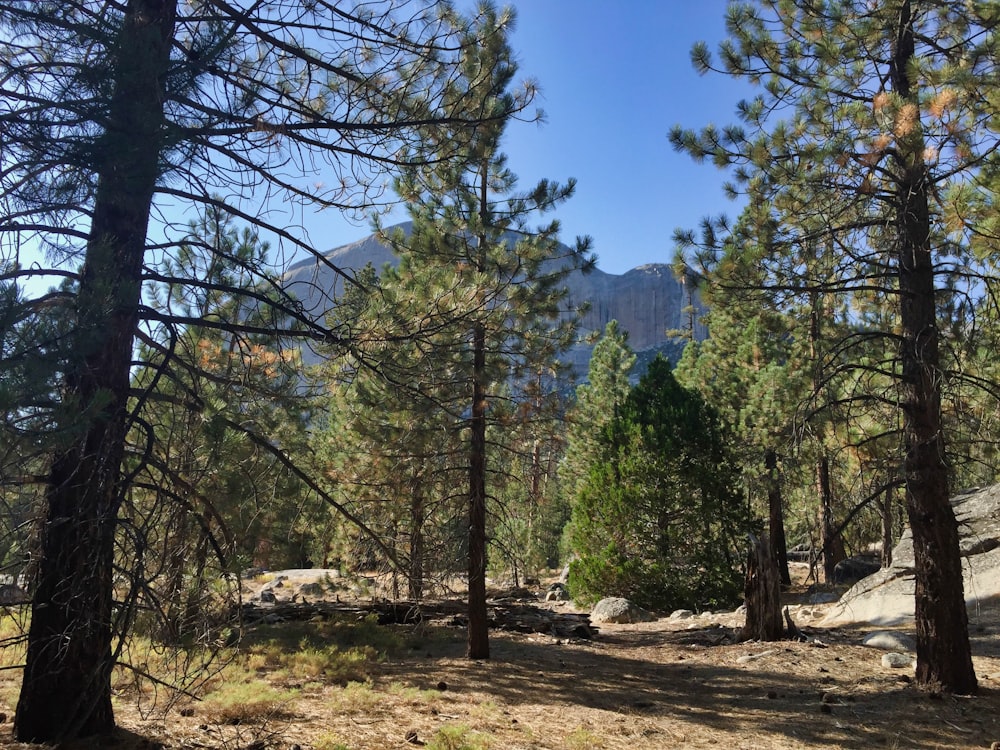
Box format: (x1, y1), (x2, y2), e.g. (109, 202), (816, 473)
(242, 613), (404, 654)
(236, 614), (399, 686)
(201, 679), (299, 725)
(425, 723), (492, 750)
(565, 726), (605, 749)
(326, 679), (385, 712)
(386, 681), (442, 704)
(311, 733), (352, 750)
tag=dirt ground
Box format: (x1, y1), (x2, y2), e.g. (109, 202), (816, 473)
(1, 568), (999, 750)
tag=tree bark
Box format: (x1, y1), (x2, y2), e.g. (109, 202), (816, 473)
(808, 262), (844, 585)
(740, 533), (783, 642)
(408, 485), (425, 601)
(14, 1), (176, 741)
(465, 163), (492, 660)
(817, 455), (845, 583)
(890, 0), (975, 694)
(467, 321), (490, 659)
(765, 449), (791, 587)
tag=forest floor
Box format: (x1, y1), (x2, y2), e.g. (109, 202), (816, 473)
(0, 566), (999, 750)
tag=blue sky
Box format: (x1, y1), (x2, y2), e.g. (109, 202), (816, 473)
(308, 0), (754, 275)
(13, 2), (753, 286)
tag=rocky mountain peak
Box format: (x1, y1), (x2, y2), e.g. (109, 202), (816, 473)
(284, 223), (704, 379)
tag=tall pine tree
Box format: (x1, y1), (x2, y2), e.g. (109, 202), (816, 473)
(369, 4), (593, 659)
(672, 0), (1000, 693)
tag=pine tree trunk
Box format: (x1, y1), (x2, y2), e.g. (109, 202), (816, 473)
(817, 456), (845, 583)
(740, 533), (783, 642)
(409, 487), (425, 601)
(765, 449), (791, 587)
(179, 519), (212, 639)
(881, 485), (894, 568)
(467, 322), (490, 659)
(808, 268), (844, 585)
(891, 0), (975, 695)
(14, 1), (176, 741)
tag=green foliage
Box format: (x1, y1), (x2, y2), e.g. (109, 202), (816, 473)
(313, 6), (592, 608)
(671, 236), (842, 564)
(566, 354), (747, 612)
(672, 1), (1000, 563)
(671, 0), (1000, 502)
(128, 208), (330, 646)
(672, 0), (998, 692)
(0, 276), (76, 582)
(491, 477), (569, 575)
(559, 321), (636, 504)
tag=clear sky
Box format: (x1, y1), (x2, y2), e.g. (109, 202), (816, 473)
(13, 2), (754, 286)
(306, 0), (754, 276)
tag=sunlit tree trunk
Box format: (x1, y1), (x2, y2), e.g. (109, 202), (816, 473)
(740, 533), (782, 642)
(809, 268), (845, 584)
(891, 0), (975, 694)
(817, 456), (844, 583)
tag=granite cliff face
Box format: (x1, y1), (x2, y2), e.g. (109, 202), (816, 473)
(284, 223), (703, 378)
(572, 262), (704, 349)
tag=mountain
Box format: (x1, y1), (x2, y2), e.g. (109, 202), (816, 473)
(283, 222), (704, 379)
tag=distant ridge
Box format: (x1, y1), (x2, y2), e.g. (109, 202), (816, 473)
(284, 222), (705, 379)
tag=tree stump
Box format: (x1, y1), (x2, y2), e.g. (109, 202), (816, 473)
(739, 533), (783, 641)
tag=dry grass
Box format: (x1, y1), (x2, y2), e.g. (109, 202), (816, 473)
(0, 581), (998, 749)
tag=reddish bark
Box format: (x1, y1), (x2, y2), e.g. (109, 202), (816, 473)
(891, 0), (975, 695)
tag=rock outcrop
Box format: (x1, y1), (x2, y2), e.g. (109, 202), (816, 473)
(589, 597), (656, 624)
(822, 485), (1000, 626)
(283, 222), (703, 378)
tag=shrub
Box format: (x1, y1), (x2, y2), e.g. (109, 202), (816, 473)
(566, 356), (748, 612)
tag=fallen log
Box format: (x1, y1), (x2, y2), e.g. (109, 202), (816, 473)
(240, 597), (596, 639)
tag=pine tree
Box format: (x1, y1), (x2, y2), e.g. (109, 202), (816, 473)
(560, 321), (637, 505)
(0, 1), (528, 739)
(130, 208), (331, 646)
(365, 5), (593, 659)
(672, 241), (802, 586)
(675, 212), (891, 587)
(671, 0), (1000, 693)
(566, 355), (748, 611)
(317, 263), (465, 599)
